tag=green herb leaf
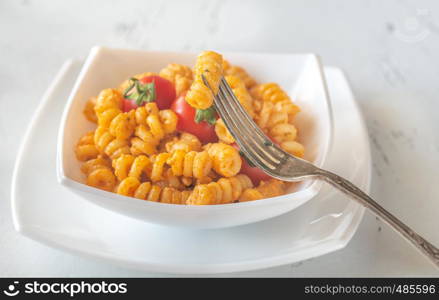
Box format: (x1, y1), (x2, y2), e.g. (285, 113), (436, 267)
(123, 78), (156, 105)
(194, 106), (217, 125)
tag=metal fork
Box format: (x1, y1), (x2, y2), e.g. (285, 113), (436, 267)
(203, 75), (439, 268)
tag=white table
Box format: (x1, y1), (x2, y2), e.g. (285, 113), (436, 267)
(1, 0), (438, 277)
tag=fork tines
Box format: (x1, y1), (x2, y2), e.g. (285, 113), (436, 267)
(202, 75), (287, 172)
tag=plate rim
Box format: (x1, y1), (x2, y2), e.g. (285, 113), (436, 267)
(11, 61), (369, 274)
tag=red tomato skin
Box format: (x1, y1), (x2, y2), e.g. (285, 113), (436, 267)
(140, 76), (175, 110)
(232, 143), (272, 186)
(171, 95), (218, 144)
(122, 75), (176, 112)
(122, 98), (138, 112)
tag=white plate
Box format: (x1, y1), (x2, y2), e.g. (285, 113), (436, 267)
(11, 60), (371, 274)
(57, 47), (332, 228)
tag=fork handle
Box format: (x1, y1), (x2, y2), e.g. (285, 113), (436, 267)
(316, 169), (439, 268)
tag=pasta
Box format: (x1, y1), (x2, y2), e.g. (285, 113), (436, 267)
(83, 96), (97, 123)
(225, 75), (255, 117)
(94, 89), (122, 126)
(81, 156), (116, 192)
(129, 103), (178, 155)
(205, 143), (241, 177)
(94, 89), (135, 140)
(94, 126), (131, 159)
(74, 50), (307, 207)
(279, 140), (305, 158)
(150, 153), (170, 182)
(186, 51), (223, 109)
(166, 149), (212, 179)
(165, 132), (202, 152)
(159, 64), (193, 96)
(117, 177), (191, 204)
(239, 179), (285, 202)
(75, 131), (99, 161)
(187, 174), (253, 205)
(214, 118), (235, 144)
(223, 60), (257, 89)
(112, 154), (151, 181)
(250, 82), (305, 157)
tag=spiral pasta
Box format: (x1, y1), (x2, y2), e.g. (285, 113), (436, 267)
(81, 156), (116, 192)
(129, 103), (178, 156)
(251, 83), (289, 103)
(187, 174), (253, 205)
(75, 131), (100, 161)
(186, 51), (223, 109)
(117, 177), (191, 204)
(279, 140), (305, 158)
(159, 64), (193, 96)
(149, 153), (170, 182)
(239, 179), (285, 202)
(165, 132), (202, 152)
(94, 88), (122, 126)
(74, 50), (307, 206)
(250, 83), (305, 158)
(166, 149), (212, 180)
(83, 96), (97, 123)
(214, 118), (235, 144)
(251, 83), (300, 121)
(94, 126), (131, 159)
(205, 143), (241, 177)
(94, 89), (135, 140)
(223, 60), (257, 89)
(112, 154), (151, 181)
(225, 75), (255, 117)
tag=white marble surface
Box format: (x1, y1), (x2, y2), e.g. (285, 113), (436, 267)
(1, 0), (439, 277)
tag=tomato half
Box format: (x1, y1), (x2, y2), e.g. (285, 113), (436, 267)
(171, 94), (218, 143)
(122, 75), (176, 112)
(232, 143), (272, 186)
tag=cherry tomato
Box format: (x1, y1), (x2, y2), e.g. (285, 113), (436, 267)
(122, 75), (176, 112)
(122, 97), (138, 112)
(171, 94), (218, 143)
(232, 143), (272, 186)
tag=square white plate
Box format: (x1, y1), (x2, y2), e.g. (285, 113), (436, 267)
(57, 47), (332, 228)
(11, 60), (370, 274)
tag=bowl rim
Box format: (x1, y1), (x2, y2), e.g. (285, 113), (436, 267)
(57, 46), (333, 210)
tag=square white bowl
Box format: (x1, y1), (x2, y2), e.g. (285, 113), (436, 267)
(57, 46), (332, 229)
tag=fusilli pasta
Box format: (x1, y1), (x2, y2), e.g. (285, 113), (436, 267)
(187, 174), (253, 205)
(94, 126), (131, 159)
(165, 132), (202, 152)
(186, 51), (223, 109)
(166, 149), (212, 179)
(239, 179), (285, 202)
(75, 131), (100, 161)
(223, 60), (257, 89)
(205, 143), (242, 177)
(159, 64), (193, 96)
(81, 155), (116, 192)
(129, 103), (178, 155)
(83, 96), (97, 123)
(112, 154), (151, 181)
(74, 50), (307, 207)
(117, 177), (191, 204)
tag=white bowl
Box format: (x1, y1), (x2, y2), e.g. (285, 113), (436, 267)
(57, 46), (332, 229)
